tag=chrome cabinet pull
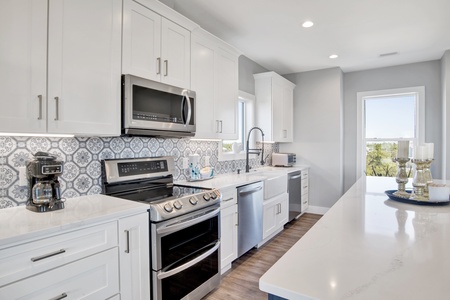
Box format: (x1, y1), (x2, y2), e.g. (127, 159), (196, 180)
(125, 230), (130, 253)
(223, 197), (234, 202)
(157, 57), (161, 75)
(37, 95), (43, 120)
(31, 249), (66, 262)
(220, 120), (223, 133)
(54, 97), (59, 120)
(216, 120), (220, 133)
(49, 292), (67, 300)
(164, 60), (168, 76)
(235, 212), (238, 226)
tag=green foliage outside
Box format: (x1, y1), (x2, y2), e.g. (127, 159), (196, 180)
(365, 142), (412, 177)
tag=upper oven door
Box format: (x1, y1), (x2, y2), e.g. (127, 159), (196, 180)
(122, 74), (196, 136)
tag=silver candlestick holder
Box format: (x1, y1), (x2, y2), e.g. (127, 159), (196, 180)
(410, 159), (428, 201)
(423, 159), (433, 198)
(393, 157), (410, 198)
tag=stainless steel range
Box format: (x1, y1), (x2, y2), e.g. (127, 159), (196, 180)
(101, 156), (221, 300)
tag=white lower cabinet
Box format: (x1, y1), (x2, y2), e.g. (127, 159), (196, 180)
(119, 213), (151, 300)
(301, 169), (309, 213)
(220, 188), (238, 274)
(0, 248), (119, 299)
(0, 212), (150, 300)
(262, 193), (289, 241)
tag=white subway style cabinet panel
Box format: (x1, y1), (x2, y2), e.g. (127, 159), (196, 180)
(191, 29), (239, 139)
(0, 0), (122, 136)
(123, 0), (191, 88)
(254, 72), (296, 142)
(220, 188), (238, 274)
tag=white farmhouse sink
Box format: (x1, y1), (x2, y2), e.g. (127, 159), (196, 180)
(257, 171), (287, 200)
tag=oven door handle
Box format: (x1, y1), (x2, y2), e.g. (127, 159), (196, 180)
(157, 240), (220, 280)
(156, 207), (220, 235)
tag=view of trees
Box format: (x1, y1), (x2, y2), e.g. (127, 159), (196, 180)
(365, 142), (412, 177)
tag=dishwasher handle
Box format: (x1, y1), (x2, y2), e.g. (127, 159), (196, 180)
(238, 185), (262, 196)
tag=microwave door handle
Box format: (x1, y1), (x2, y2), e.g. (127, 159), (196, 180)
(181, 93), (191, 127)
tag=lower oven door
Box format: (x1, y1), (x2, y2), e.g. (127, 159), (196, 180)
(151, 204), (221, 300)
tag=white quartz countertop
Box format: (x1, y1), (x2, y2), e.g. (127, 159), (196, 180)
(176, 165), (309, 190)
(260, 176), (450, 300)
(0, 194), (149, 247)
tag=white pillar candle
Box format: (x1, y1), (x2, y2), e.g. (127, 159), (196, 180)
(414, 145), (427, 160)
(397, 141), (409, 158)
(425, 143), (434, 159)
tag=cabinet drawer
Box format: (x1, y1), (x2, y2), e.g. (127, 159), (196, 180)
(0, 248), (119, 299)
(0, 221), (118, 287)
(301, 170), (308, 180)
(220, 187), (237, 209)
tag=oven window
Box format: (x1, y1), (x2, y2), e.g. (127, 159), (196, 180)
(160, 215), (219, 269)
(160, 250), (218, 299)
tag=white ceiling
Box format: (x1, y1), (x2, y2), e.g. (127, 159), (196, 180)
(159, 0), (450, 75)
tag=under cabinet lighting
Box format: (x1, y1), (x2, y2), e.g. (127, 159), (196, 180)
(0, 132), (75, 137)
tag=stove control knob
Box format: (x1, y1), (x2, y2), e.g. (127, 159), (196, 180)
(163, 203), (173, 213)
(173, 200), (183, 210)
(189, 197), (198, 205)
(211, 192), (218, 200)
(203, 193), (211, 201)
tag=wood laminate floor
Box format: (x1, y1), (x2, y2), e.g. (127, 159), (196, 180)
(204, 213), (322, 300)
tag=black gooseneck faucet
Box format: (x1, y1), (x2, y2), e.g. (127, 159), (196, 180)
(245, 126), (265, 173)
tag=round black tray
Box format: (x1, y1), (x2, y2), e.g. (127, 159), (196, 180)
(385, 190), (450, 206)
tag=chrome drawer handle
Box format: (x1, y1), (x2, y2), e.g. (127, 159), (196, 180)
(37, 95), (43, 120)
(31, 249), (66, 262)
(49, 292), (68, 300)
(125, 230), (130, 253)
(54, 96), (59, 120)
(223, 197), (234, 202)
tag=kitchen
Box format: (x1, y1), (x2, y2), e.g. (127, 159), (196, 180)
(1, 0), (450, 299)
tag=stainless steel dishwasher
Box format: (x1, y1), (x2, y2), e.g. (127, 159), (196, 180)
(288, 171), (302, 222)
(237, 181), (264, 257)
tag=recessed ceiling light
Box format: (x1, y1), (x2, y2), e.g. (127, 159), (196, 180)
(329, 54), (338, 59)
(302, 21), (314, 28)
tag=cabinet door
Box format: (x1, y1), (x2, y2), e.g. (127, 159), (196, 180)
(0, 0), (47, 133)
(161, 18), (191, 88)
(277, 194), (289, 227)
(122, 0), (162, 82)
(47, 0), (121, 135)
(271, 80), (285, 142)
(262, 198), (278, 239)
(215, 47), (238, 140)
(282, 85), (294, 142)
(119, 213), (150, 300)
(191, 34), (217, 139)
(220, 204), (238, 273)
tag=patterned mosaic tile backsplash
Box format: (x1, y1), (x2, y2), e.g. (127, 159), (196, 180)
(0, 136), (277, 209)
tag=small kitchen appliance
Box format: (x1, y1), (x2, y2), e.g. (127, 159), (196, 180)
(122, 74), (196, 138)
(272, 152), (296, 167)
(101, 156), (221, 300)
(26, 152), (64, 212)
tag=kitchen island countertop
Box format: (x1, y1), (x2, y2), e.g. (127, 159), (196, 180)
(260, 176), (450, 300)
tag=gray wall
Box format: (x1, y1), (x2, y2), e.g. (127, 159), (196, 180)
(281, 68), (344, 210)
(443, 50), (450, 179)
(343, 60), (442, 191)
(238, 55), (268, 94)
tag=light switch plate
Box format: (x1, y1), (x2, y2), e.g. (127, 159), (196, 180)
(18, 166), (27, 186)
(182, 158), (189, 169)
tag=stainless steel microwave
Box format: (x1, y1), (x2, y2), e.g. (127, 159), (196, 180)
(122, 74), (196, 137)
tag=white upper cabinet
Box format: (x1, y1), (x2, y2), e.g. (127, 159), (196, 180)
(123, 0), (191, 88)
(191, 29), (239, 139)
(254, 72), (296, 142)
(0, 0), (122, 136)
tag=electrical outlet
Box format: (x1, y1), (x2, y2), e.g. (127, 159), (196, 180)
(18, 167), (27, 186)
(204, 156), (210, 166)
(182, 158), (189, 169)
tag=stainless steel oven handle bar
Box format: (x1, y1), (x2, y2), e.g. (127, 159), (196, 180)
(156, 207), (220, 235)
(180, 91), (192, 127)
(157, 240), (220, 280)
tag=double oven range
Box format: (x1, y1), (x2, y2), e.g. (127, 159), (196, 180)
(101, 156), (221, 300)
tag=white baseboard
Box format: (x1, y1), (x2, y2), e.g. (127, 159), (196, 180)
(305, 205), (329, 215)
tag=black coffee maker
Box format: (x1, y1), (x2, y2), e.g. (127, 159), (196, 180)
(26, 152), (64, 212)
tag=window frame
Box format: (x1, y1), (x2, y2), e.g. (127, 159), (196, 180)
(218, 90), (255, 162)
(356, 86), (425, 179)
